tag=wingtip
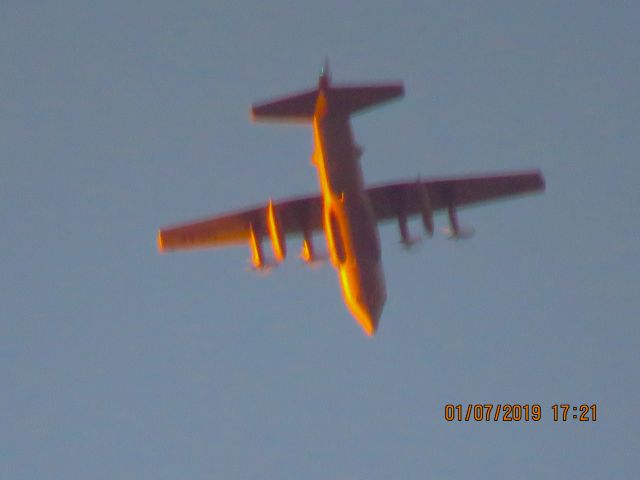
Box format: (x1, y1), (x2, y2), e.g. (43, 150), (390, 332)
(249, 107), (258, 123)
(156, 230), (166, 253)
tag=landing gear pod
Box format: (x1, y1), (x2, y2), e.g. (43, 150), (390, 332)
(325, 207), (347, 266)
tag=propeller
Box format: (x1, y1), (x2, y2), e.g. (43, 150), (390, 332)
(443, 202), (474, 239)
(441, 226), (475, 239)
(400, 235), (423, 250)
(246, 259), (279, 275)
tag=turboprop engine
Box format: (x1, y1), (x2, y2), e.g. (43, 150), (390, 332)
(248, 223), (268, 270)
(443, 202), (474, 239)
(267, 200), (287, 261)
(397, 209), (420, 248)
(417, 181), (434, 237)
(247, 200), (288, 272)
(300, 228), (326, 264)
(396, 179), (436, 247)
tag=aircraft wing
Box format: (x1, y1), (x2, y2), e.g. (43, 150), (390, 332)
(367, 170), (545, 222)
(158, 170), (543, 252)
(158, 194), (323, 252)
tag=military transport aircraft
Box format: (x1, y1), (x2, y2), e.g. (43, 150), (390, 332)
(157, 64), (545, 336)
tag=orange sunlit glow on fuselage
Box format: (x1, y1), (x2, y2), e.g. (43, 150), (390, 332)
(339, 268), (376, 336)
(312, 88), (386, 336)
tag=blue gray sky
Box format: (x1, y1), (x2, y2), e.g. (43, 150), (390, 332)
(2, 1), (639, 478)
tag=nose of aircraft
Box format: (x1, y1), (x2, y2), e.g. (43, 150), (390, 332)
(339, 263), (387, 336)
(342, 282), (385, 335)
(357, 294), (384, 336)
(354, 272), (386, 336)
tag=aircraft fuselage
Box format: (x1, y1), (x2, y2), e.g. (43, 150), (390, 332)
(158, 67), (545, 336)
(312, 89), (386, 335)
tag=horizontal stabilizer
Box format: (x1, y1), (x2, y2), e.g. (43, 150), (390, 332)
(331, 84), (404, 115)
(251, 89), (318, 123)
(251, 83), (404, 122)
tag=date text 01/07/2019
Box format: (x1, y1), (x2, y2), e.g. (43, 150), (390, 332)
(444, 404), (597, 422)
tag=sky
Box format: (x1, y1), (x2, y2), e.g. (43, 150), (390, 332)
(2, 1), (639, 478)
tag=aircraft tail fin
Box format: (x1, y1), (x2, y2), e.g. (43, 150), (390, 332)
(251, 84), (404, 123)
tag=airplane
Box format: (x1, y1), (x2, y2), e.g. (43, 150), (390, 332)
(157, 63), (545, 336)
